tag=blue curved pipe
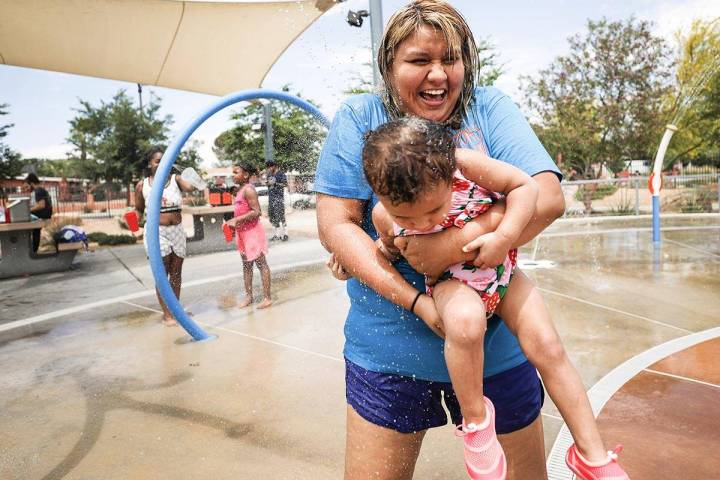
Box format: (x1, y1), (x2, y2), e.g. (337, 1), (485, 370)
(147, 89), (331, 341)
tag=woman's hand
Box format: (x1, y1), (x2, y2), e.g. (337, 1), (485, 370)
(412, 294), (445, 339)
(326, 253), (351, 281)
(224, 217), (238, 228)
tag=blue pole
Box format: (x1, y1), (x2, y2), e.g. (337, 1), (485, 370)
(146, 89), (331, 341)
(652, 195), (660, 245)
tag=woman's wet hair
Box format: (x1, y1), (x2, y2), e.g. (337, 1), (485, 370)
(377, 0), (479, 128)
(363, 116), (456, 205)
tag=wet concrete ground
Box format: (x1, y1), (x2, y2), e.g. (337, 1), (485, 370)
(0, 214), (718, 479)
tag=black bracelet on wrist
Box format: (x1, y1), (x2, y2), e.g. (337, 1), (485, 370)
(410, 291), (423, 313)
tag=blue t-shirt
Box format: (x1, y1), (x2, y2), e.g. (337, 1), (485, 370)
(315, 87), (561, 382)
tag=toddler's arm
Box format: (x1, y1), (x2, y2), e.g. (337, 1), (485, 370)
(455, 148), (539, 268)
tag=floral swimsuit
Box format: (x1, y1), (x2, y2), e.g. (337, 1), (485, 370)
(394, 170), (517, 317)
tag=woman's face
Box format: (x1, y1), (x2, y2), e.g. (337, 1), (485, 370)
(148, 152), (162, 175)
(389, 25), (465, 122)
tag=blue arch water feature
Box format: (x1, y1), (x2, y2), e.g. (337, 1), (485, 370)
(147, 89), (331, 341)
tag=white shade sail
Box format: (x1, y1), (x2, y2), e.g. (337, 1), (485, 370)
(0, 0), (338, 95)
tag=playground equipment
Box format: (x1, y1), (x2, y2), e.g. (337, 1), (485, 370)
(649, 124), (678, 245)
(146, 89), (330, 341)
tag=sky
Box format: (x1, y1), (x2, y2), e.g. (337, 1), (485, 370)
(1, 0), (718, 168)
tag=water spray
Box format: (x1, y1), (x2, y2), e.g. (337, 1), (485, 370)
(146, 89), (330, 341)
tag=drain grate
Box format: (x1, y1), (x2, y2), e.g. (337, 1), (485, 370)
(546, 423), (575, 479)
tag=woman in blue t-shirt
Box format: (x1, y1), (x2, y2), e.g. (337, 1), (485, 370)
(315, 1), (565, 478)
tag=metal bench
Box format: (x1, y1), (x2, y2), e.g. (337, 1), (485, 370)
(184, 205), (236, 255)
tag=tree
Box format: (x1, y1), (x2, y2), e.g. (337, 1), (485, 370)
(476, 38), (503, 87)
(213, 87), (325, 173)
(665, 19), (720, 167)
(0, 103), (23, 180)
(523, 18), (673, 181)
(67, 90), (172, 191)
(176, 139), (204, 173)
(24, 158), (73, 178)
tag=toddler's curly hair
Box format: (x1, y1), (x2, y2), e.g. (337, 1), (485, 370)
(363, 117), (456, 205)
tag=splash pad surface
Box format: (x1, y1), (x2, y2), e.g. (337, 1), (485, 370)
(1, 215), (718, 478)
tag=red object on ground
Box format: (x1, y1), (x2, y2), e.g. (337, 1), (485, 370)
(124, 210), (139, 232)
(222, 222), (234, 242)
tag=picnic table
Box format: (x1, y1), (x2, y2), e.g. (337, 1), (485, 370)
(0, 220), (83, 279)
(184, 205), (236, 256)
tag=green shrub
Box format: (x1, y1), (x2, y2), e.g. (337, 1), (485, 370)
(609, 199), (635, 215)
(573, 182), (619, 202)
(87, 232), (137, 245)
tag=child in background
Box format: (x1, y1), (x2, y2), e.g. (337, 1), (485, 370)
(362, 117), (628, 480)
(223, 163), (272, 309)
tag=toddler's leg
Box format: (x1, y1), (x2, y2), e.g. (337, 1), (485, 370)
(434, 279), (507, 479)
(432, 279), (488, 424)
(496, 271), (606, 462)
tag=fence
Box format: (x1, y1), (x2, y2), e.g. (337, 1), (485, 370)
(52, 184), (134, 218)
(561, 174), (720, 217)
(6, 173), (715, 220)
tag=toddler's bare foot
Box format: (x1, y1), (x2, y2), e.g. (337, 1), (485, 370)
(238, 297), (253, 308)
(257, 298), (273, 309)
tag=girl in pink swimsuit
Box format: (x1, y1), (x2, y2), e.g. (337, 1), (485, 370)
(362, 117), (628, 480)
(224, 163), (272, 309)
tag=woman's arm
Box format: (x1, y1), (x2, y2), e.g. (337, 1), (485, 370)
(317, 194), (441, 332)
(396, 171), (563, 278)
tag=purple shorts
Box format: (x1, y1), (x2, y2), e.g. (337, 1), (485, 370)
(345, 358), (544, 434)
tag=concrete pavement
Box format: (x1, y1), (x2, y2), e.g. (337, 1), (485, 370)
(1, 213), (718, 479)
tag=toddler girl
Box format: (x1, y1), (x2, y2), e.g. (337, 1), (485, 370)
(361, 117), (628, 480)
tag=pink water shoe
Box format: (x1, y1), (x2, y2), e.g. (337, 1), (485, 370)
(455, 396), (506, 480)
(565, 443), (629, 480)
